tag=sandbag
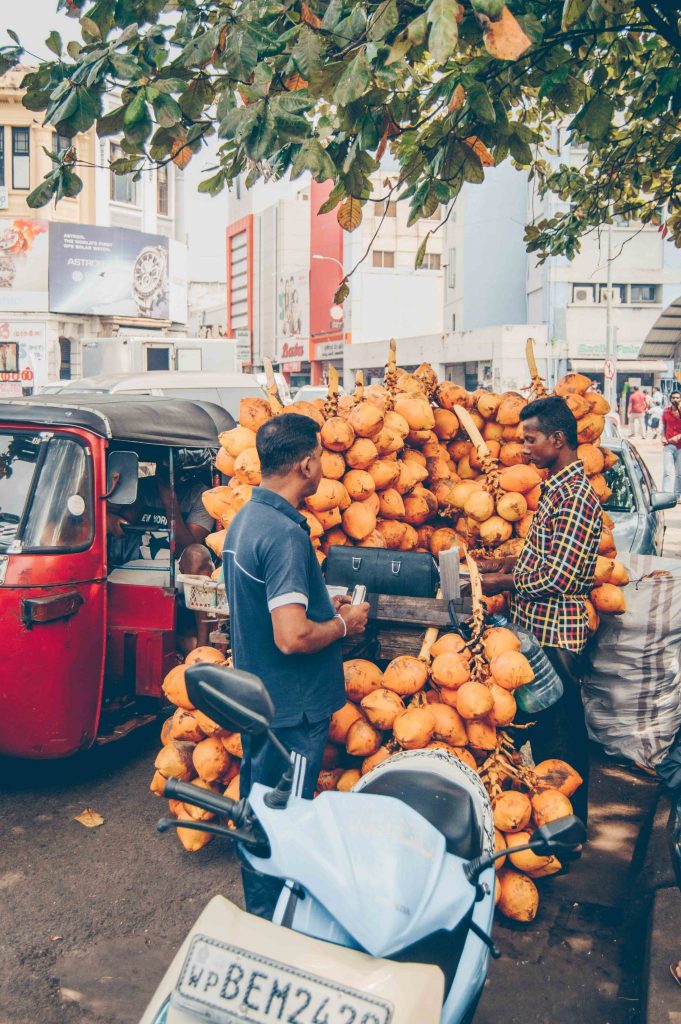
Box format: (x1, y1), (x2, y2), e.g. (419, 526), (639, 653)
(583, 553), (681, 770)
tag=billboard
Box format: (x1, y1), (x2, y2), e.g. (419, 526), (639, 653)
(276, 267), (309, 365)
(49, 223), (170, 320)
(0, 218), (49, 312)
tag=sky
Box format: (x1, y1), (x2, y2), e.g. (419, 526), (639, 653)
(3, 2), (82, 61)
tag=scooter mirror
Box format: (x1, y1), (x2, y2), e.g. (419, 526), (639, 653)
(106, 451), (139, 505)
(531, 815), (586, 853)
(185, 664), (275, 736)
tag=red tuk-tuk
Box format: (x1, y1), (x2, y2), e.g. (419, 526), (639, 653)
(0, 394), (232, 758)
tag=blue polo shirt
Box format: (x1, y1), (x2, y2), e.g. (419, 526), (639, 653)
(223, 487), (345, 728)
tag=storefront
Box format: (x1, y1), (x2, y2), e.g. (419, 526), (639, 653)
(310, 335), (345, 385)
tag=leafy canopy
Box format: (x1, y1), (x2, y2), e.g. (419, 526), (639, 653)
(2, 0), (679, 273)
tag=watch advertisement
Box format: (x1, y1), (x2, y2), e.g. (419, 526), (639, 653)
(0, 217), (49, 312)
(49, 223), (170, 320)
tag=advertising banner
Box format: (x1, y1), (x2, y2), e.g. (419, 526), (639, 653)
(0, 320), (47, 395)
(276, 267), (309, 365)
(0, 218), (49, 312)
(49, 223), (170, 320)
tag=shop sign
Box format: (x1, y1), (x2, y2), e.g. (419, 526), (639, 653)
(0, 321), (47, 392)
(573, 339), (642, 359)
(278, 339), (307, 364)
(315, 340), (345, 360)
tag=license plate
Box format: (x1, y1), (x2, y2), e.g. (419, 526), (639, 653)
(172, 934), (393, 1024)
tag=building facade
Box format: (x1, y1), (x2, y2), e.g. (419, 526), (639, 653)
(0, 69), (187, 391)
(223, 165), (445, 388)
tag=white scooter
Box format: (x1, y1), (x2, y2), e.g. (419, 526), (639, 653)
(141, 664), (585, 1024)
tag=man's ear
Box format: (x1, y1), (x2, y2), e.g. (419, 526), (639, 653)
(552, 430), (565, 449)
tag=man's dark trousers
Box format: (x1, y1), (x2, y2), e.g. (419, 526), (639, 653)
(239, 715), (330, 920)
(513, 647), (590, 826)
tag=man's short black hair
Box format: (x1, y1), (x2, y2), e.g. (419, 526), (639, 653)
(520, 395), (579, 449)
(256, 413), (320, 476)
(671, 390), (681, 398)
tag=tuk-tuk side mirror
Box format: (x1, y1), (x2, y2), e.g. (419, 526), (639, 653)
(106, 451), (139, 505)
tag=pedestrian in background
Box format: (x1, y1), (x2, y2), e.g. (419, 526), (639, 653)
(662, 391), (681, 500)
(649, 386), (663, 440)
(642, 388), (652, 435)
(627, 386), (647, 439)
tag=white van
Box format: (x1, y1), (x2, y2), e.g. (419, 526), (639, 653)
(48, 371), (287, 420)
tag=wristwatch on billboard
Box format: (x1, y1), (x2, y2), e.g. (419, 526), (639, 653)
(132, 244), (168, 316)
(0, 227), (21, 288)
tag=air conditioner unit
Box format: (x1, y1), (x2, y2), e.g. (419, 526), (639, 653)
(0, 187), (8, 210)
(573, 287), (594, 304)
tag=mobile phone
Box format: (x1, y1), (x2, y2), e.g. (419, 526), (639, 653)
(351, 584), (367, 605)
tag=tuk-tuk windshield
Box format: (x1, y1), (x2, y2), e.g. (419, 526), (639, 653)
(0, 431), (93, 552)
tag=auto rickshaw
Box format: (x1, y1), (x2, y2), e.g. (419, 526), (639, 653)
(0, 394), (233, 758)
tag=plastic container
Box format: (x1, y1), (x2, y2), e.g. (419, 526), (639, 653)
(487, 613), (564, 713)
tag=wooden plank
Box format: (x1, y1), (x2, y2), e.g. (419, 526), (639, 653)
(372, 594), (458, 628)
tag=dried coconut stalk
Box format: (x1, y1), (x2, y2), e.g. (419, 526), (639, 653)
(414, 362), (438, 400)
(263, 356), (285, 414)
(525, 337), (548, 399)
(354, 371), (365, 403)
(384, 338), (398, 409)
(454, 404), (502, 498)
(418, 587), (442, 664)
(324, 364), (340, 418)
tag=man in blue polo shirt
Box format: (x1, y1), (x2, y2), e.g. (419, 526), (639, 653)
(224, 412), (369, 919)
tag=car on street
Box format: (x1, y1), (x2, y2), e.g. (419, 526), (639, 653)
(601, 437), (676, 555)
(292, 384), (346, 403)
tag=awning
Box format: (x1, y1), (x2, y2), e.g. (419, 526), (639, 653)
(571, 359), (673, 373)
(638, 296), (681, 358)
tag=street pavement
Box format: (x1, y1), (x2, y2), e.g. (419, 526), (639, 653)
(1, 438), (680, 1024)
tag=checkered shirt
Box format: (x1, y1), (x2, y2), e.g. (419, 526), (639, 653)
(509, 460), (603, 652)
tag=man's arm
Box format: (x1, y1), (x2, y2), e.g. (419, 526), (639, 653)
(156, 473), (210, 554)
(272, 602), (369, 655)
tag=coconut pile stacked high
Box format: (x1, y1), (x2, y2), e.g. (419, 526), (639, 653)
(149, 354), (626, 923)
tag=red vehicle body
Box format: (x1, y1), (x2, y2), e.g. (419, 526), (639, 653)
(0, 394), (232, 758)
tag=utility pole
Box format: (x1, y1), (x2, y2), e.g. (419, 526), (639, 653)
(604, 216), (618, 410)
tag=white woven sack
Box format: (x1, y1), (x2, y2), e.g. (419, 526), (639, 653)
(583, 553), (681, 769)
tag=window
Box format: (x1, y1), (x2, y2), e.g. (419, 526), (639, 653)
(53, 131), (72, 157)
(0, 128), (4, 187)
(372, 250), (395, 268)
(157, 163), (169, 216)
(0, 433), (93, 553)
(110, 142), (138, 205)
(447, 249), (456, 289)
(630, 284), (657, 303)
(599, 284), (625, 304)
(419, 253), (440, 270)
(58, 337), (72, 380)
(603, 453), (636, 514)
(374, 200), (396, 218)
(11, 127), (30, 190)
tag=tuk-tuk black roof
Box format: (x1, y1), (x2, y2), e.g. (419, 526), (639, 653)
(0, 394), (235, 446)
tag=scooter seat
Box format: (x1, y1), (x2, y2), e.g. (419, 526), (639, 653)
(360, 769), (482, 859)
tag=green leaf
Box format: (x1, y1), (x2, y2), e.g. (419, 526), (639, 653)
(292, 28), (323, 79)
(427, 0), (459, 64)
(318, 181), (345, 214)
(509, 134), (533, 165)
(197, 168), (226, 195)
(96, 104), (126, 136)
(322, 0), (344, 30)
(67, 41), (82, 59)
(385, 32), (410, 65)
(123, 90), (152, 145)
(468, 83), (496, 123)
(369, 0), (399, 41)
(334, 279), (350, 304)
(415, 233), (430, 269)
(291, 138), (336, 181)
(7, 30), (20, 44)
(570, 93), (614, 140)
(56, 166), (83, 201)
(45, 31), (63, 56)
(222, 28), (259, 81)
(334, 51), (370, 106)
(153, 92), (182, 127)
(561, 0), (592, 30)
(80, 16), (101, 41)
(470, 0), (505, 16)
(27, 173), (59, 209)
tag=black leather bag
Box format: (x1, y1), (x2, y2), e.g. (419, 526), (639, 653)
(325, 546), (439, 598)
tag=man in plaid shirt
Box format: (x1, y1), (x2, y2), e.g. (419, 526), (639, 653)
(481, 396), (602, 823)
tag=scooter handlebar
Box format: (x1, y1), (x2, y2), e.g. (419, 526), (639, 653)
(164, 778), (240, 822)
